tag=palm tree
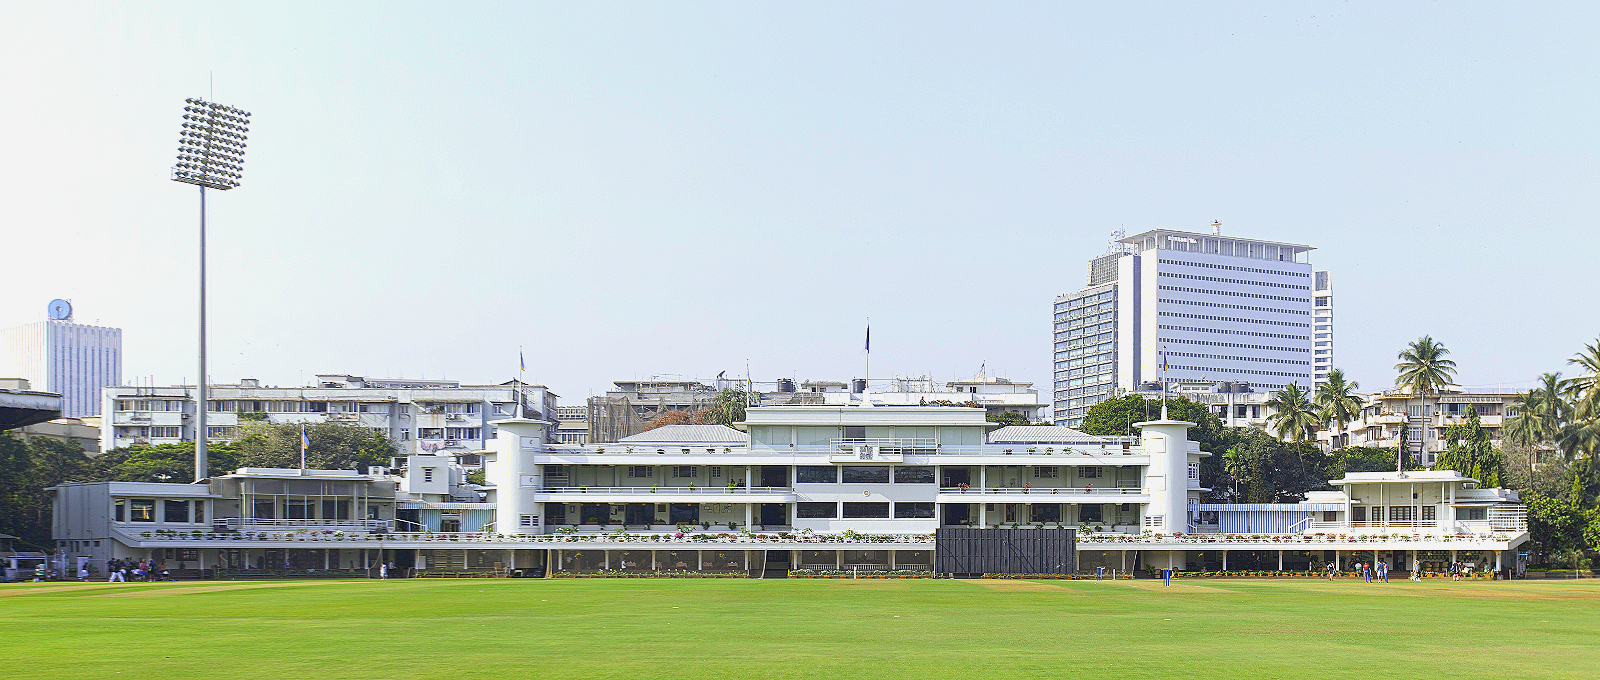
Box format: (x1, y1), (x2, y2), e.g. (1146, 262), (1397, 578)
(1221, 447), (1248, 501)
(1505, 373), (1568, 454)
(1394, 335), (1458, 397)
(1393, 336), (1458, 465)
(1266, 383), (1319, 443)
(1314, 369), (1363, 449)
(1564, 338), (1600, 421)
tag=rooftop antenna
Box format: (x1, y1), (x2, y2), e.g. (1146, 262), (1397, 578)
(1107, 228), (1127, 255)
(1211, 220), (1222, 236)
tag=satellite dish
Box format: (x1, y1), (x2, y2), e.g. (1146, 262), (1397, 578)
(47, 299), (72, 321)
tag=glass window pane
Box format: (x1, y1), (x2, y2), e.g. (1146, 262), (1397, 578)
(841, 467), (889, 484)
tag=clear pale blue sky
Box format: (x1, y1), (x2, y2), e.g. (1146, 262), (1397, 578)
(2, 2), (1596, 402)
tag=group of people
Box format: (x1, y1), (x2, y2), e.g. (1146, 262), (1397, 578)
(1322, 557), (1473, 582)
(1323, 560), (1391, 582)
(104, 558), (172, 582)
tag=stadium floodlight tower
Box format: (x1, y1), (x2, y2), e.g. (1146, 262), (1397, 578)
(171, 98), (251, 483)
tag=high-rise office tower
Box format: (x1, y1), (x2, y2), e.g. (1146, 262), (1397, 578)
(1053, 226), (1322, 427)
(0, 300), (122, 418)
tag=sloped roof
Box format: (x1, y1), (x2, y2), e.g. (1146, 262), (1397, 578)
(618, 424), (749, 445)
(987, 425), (1112, 444)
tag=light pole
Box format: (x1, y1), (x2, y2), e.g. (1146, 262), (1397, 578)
(171, 98), (251, 482)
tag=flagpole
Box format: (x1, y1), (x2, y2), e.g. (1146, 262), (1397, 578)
(864, 318), (870, 400)
(1160, 346), (1169, 421)
(518, 346), (526, 419)
(300, 423), (307, 471)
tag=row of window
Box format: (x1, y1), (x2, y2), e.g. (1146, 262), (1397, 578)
(1158, 284), (1309, 306)
(416, 428), (483, 440)
(1160, 298), (1310, 317)
(798, 466), (937, 484)
(1158, 270), (1309, 291)
(1164, 336), (1308, 354)
(1158, 257), (1308, 279)
(1159, 324), (1308, 342)
(1160, 311), (1309, 329)
(1166, 363), (1310, 380)
(115, 499), (204, 523)
(797, 502), (935, 519)
(1165, 351), (1310, 367)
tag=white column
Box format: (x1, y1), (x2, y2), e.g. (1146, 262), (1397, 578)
(889, 551), (896, 571)
(1278, 550), (1283, 571)
(1222, 550), (1228, 570)
(745, 503), (753, 529)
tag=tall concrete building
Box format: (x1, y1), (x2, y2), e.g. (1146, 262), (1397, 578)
(1, 302), (122, 418)
(1053, 226), (1323, 427)
(1312, 270), (1334, 383)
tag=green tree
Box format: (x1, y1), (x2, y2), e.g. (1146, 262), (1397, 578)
(1313, 369), (1363, 449)
(1524, 492), (1585, 555)
(235, 422), (395, 471)
(1326, 446), (1402, 477)
(986, 411), (1030, 427)
(94, 441), (241, 481)
(692, 389), (750, 427)
(1264, 383), (1318, 443)
(1506, 373), (1569, 463)
(1438, 406), (1502, 486)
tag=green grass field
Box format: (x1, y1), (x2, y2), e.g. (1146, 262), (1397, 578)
(5, 577), (1597, 679)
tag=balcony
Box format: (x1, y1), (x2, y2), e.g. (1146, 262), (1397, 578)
(533, 486), (797, 502)
(212, 517), (393, 533)
(935, 485), (1146, 502)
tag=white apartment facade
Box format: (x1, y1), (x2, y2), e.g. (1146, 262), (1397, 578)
(1054, 226), (1322, 427)
(55, 404), (1527, 578)
(1326, 389), (1520, 464)
(761, 375), (1047, 423)
(1, 317), (122, 418)
(101, 374), (556, 457)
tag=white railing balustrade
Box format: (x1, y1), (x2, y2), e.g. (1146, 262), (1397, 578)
(539, 486), (793, 495)
(938, 486), (1144, 496)
(214, 518), (392, 532)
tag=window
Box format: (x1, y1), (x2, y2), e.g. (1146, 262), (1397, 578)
(321, 500), (349, 520)
(400, 429), (411, 440)
(894, 502), (936, 518)
(627, 466), (654, 478)
(151, 426), (181, 438)
(1391, 506), (1415, 521)
(1032, 467), (1059, 479)
(129, 499), (155, 522)
(419, 428), (444, 439)
(424, 468), (435, 483)
(1078, 466), (1103, 479)
(1188, 463), (1199, 480)
(114, 499), (125, 521)
(1422, 506), (1436, 521)
(842, 502), (890, 518)
(285, 500), (313, 519)
(893, 467), (936, 484)
(710, 467), (723, 479)
(1030, 504), (1060, 522)
(1322, 511), (1337, 522)
(301, 401), (328, 413)
(520, 514), (535, 527)
(1459, 507), (1488, 521)
(841, 466), (890, 484)
(796, 466), (837, 484)
(207, 427), (234, 438)
(1352, 507), (1366, 522)
(546, 504), (566, 524)
(1079, 505), (1103, 523)
(673, 466), (698, 479)
(164, 500), (189, 523)
(440, 519), (462, 532)
(669, 503), (699, 522)
(446, 428), (481, 439)
(796, 502), (837, 519)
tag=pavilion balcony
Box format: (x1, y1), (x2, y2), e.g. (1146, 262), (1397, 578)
(211, 517), (394, 533)
(532, 486), (797, 502)
(935, 486), (1147, 502)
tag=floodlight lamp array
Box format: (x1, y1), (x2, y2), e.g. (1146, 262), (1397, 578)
(172, 98), (252, 190)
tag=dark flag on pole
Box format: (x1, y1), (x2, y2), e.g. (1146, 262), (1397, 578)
(865, 324), (870, 353)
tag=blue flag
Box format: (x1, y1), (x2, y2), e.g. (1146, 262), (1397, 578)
(519, 349), (526, 372)
(864, 324), (870, 352)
